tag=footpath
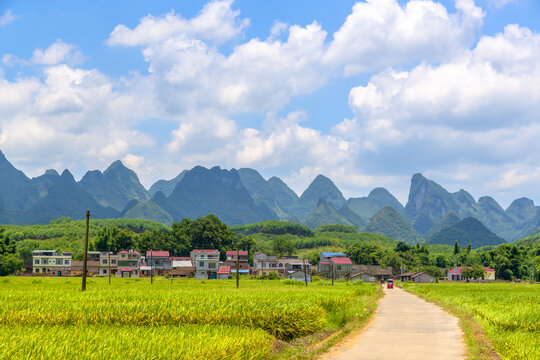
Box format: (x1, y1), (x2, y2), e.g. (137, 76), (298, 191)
(319, 286), (466, 360)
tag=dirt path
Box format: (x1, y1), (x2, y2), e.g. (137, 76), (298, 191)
(319, 286), (465, 360)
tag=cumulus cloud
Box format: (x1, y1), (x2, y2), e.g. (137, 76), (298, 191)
(0, 9), (15, 26)
(339, 24), (540, 202)
(31, 40), (83, 65)
(324, 0), (484, 75)
(107, 0), (249, 46)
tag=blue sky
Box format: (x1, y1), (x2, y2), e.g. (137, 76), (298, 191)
(1, 0), (539, 207)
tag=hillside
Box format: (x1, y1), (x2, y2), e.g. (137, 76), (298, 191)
(425, 211), (460, 238)
(123, 200), (173, 226)
(365, 205), (423, 245)
(303, 199), (352, 229)
(427, 217), (506, 248)
(297, 175), (346, 219)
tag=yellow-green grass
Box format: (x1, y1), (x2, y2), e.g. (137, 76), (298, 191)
(0, 277), (380, 359)
(402, 283), (540, 360)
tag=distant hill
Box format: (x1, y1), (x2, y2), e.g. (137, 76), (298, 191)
(297, 175), (346, 219)
(337, 204), (366, 228)
(303, 199), (352, 229)
(365, 205), (423, 245)
(345, 197), (381, 222)
(427, 217), (505, 248)
(0, 150), (39, 211)
(21, 170), (118, 224)
(157, 166), (266, 225)
(230, 220), (314, 237)
(237, 168), (281, 220)
(266, 176), (301, 219)
(425, 211), (460, 238)
(148, 170), (187, 197)
(31, 169), (61, 198)
(123, 200), (173, 226)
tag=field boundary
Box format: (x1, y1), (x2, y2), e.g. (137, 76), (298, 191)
(400, 285), (501, 360)
(275, 285), (384, 359)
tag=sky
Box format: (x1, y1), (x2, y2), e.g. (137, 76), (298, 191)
(1, 0), (539, 207)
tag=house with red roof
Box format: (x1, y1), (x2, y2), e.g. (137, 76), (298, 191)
(224, 250), (249, 271)
(190, 249), (220, 279)
(116, 250), (142, 278)
(329, 257), (353, 280)
(448, 266), (496, 281)
(145, 250), (172, 276)
(217, 266), (231, 279)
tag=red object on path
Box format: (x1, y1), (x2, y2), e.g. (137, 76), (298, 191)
(387, 279), (394, 289)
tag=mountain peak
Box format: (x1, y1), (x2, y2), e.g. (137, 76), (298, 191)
(60, 169), (75, 182)
(104, 160), (127, 174)
(44, 169), (60, 176)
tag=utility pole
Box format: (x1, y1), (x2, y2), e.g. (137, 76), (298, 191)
(532, 260), (535, 283)
(331, 263), (335, 286)
(82, 209), (90, 292)
(108, 245), (111, 285)
(236, 245), (240, 289)
(303, 258), (308, 287)
(150, 249), (153, 284)
(400, 257), (403, 276)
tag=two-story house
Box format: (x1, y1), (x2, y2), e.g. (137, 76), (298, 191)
(99, 251), (118, 277)
(146, 251), (172, 276)
(116, 250), (142, 278)
(253, 252), (278, 276)
(277, 258), (311, 277)
(32, 250), (72, 276)
(317, 252), (346, 274)
(190, 249), (220, 279)
(329, 257), (353, 279)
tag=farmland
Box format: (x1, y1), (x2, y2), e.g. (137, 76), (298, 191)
(0, 277), (381, 359)
(402, 283), (540, 360)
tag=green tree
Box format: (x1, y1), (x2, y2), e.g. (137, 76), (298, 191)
(454, 240), (460, 255)
(0, 228), (23, 276)
(346, 242), (383, 265)
(420, 265), (442, 279)
(272, 237), (295, 258)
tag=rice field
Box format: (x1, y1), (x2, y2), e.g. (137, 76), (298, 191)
(402, 283), (540, 360)
(0, 278), (380, 359)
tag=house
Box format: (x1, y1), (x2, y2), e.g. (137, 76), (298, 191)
(146, 251), (172, 276)
(352, 265), (393, 281)
(277, 258), (311, 277)
(32, 250), (72, 276)
(329, 257), (353, 280)
(253, 252), (278, 276)
(98, 252), (118, 277)
(169, 257), (194, 278)
(217, 266), (231, 279)
(317, 252), (346, 273)
(286, 270), (311, 282)
(448, 267), (496, 281)
(70, 261), (100, 277)
(399, 272), (436, 283)
(225, 251), (249, 270)
(190, 249), (220, 279)
(116, 250), (142, 278)
(350, 272), (375, 283)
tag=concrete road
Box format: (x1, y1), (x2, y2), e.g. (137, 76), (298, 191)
(319, 286), (465, 360)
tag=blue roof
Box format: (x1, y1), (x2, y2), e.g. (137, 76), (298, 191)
(321, 252), (346, 256)
(230, 270), (250, 273)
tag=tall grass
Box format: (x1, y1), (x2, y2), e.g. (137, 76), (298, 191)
(403, 283), (539, 360)
(0, 277), (380, 359)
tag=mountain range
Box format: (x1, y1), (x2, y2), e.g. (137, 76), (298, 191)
(1, 149), (539, 247)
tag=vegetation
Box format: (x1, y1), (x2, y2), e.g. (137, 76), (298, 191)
(403, 283), (540, 360)
(0, 227), (23, 275)
(0, 277), (381, 359)
(230, 220), (314, 237)
(365, 206), (423, 245)
(315, 224), (358, 233)
(427, 217), (505, 248)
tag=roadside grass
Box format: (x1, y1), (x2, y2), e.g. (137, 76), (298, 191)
(401, 282), (539, 360)
(0, 277), (381, 359)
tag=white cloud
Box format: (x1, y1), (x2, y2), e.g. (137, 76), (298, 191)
(491, 0), (518, 9)
(324, 0), (484, 75)
(107, 0), (249, 46)
(31, 40), (83, 65)
(0, 9), (15, 26)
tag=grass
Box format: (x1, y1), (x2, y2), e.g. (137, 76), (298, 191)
(402, 283), (540, 360)
(0, 277), (381, 359)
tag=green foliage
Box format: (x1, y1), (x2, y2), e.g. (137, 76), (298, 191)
(303, 199), (351, 229)
(346, 242), (384, 265)
(315, 224), (358, 233)
(272, 237), (295, 258)
(123, 200), (173, 226)
(0, 227), (22, 275)
(297, 175), (346, 219)
(462, 265), (486, 280)
(230, 220), (314, 237)
(420, 265), (442, 279)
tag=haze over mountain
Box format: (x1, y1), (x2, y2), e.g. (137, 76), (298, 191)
(1, 149), (539, 246)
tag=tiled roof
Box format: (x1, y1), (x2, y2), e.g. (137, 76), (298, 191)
(226, 251), (248, 256)
(331, 257), (352, 265)
(119, 251), (128, 254)
(321, 252), (346, 257)
(147, 250), (170, 257)
(217, 266), (231, 274)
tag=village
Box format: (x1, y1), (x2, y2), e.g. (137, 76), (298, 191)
(28, 249), (496, 283)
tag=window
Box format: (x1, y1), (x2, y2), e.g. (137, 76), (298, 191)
(65, 260), (70, 265)
(199, 261), (204, 267)
(56, 259), (63, 265)
(102, 259), (108, 265)
(337, 265), (342, 271)
(35, 259), (39, 265)
(208, 263), (216, 269)
(111, 260), (117, 264)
